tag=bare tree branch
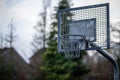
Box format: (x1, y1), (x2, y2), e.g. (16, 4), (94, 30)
(5, 19), (17, 48)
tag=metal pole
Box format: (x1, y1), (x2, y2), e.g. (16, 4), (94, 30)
(90, 43), (119, 80)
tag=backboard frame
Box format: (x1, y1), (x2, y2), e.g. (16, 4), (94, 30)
(58, 3), (110, 52)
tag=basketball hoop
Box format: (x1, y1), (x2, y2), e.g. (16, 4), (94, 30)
(58, 3), (120, 80)
(61, 35), (85, 58)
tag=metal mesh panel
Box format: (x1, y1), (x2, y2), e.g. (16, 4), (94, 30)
(58, 3), (110, 52)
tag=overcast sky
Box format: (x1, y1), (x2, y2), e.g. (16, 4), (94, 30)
(0, 0), (120, 63)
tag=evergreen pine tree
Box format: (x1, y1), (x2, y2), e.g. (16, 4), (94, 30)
(40, 0), (90, 80)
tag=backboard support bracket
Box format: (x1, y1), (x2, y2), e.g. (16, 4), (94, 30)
(90, 42), (119, 80)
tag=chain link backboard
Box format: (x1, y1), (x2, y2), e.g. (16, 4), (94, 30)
(58, 3), (110, 52)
